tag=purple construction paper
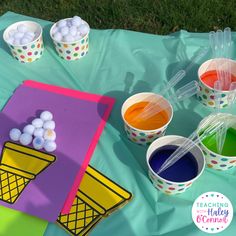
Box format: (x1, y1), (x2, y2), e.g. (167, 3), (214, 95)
(0, 85), (108, 222)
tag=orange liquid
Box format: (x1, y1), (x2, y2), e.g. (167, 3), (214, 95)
(124, 101), (169, 130)
(200, 70), (236, 90)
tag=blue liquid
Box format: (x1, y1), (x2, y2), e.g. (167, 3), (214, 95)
(149, 145), (198, 182)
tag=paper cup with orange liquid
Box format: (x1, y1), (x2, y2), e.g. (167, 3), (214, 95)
(0, 142), (56, 204)
(121, 93), (173, 145)
(197, 58), (236, 108)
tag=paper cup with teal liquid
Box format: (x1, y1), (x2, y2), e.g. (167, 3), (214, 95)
(198, 114), (236, 171)
(146, 135), (205, 195)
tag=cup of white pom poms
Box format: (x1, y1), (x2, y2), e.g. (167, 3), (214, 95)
(50, 16), (90, 61)
(3, 21), (44, 63)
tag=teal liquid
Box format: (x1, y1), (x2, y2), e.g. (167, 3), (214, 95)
(202, 128), (236, 156)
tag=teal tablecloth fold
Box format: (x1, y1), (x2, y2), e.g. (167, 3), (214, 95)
(0, 11), (235, 236)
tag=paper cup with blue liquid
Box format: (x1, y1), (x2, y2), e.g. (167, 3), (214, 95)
(146, 135), (205, 195)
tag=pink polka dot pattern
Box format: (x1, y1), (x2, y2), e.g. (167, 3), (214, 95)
(124, 123), (166, 146)
(8, 36), (44, 63)
(199, 142), (236, 171)
(197, 80), (231, 108)
(148, 171), (193, 195)
(52, 33), (89, 61)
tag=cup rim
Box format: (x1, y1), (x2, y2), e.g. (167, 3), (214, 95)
(198, 114), (236, 158)
(121, 92), (173, 133)
(146, 135), (205, 184)
(3, 20), (43, 47)
(49, 18), (90, 44)
(198, 58), (236, 93)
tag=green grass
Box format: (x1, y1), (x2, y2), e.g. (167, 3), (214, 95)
(0, 0), (236, 34)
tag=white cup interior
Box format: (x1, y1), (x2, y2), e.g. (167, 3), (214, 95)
(3, 21), (42, 46)
(146, 135), (205, 182)
(49, 18), (90, 44)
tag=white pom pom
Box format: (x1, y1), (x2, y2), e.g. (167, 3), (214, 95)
(20, 37), (31, 45)
(78, 24), (90, 36)
(24, 31), (35, 39)
(67, 20), (72, 27)
(32, 118), (44, 128)
(60, 26), (69, 36)
(34, 128), (44, 137)
(19, 133), (33, 146)
(25, 31), (35, 37)
(14, 32), (24, 39)
(40, 111), (53, 121)
(9, 128), (21, 141)
(13, 39), (21, 45)
(72, 16), (82, 26)
(69, 26), (77, 36)
(43, 120), (55, 130)
(63, 34), (75, 42)
(24, 31), (35, 42)
(23, 124), (35, 135)
(43, 129), (56, 141)
(52, 26), (58, 35)
(33, 137), (45, 150)
(44, 140), (57, 152)
(7, 37), (14, 45)
(53, 32), (62, 41)
(17, 24), (28, 33)
(57, 19), (67, 28)
(74, 33), (82, 41)
(9, 29), (17, 37)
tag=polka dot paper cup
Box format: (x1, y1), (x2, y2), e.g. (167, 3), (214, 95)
(3, 21), (44, 63)
(50, 18), (89, 61)
(197, 58), (236, 108)
(121, 92), (173, 145)
(198, 114), (236, 171)
(147, 135), (205, 195)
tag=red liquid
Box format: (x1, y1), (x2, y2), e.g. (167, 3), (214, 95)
(200, 70), (236, 90)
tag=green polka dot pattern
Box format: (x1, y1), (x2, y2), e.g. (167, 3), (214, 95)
(148, 171), (193, 195)
(8, 36), (44, 63)
(199, 142), (236, 171)
(197, 80), (232, 108)
(52, 33), (89, 61)
(124, 123), (166, 146)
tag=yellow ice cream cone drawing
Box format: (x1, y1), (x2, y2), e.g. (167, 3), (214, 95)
(58, 191), (102, 236)
(57, 165), (132, 236)
(0, 141), (56, 204)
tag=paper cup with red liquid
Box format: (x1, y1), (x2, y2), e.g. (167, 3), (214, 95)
(198, 114), (236, 171)
(121, 93), (173, 145)
(146, 135), (205, 195)
(197, 58), (236, 108)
